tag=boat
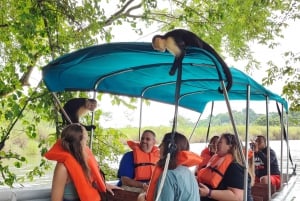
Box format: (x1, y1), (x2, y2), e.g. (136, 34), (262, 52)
(1, 41), (297, 201)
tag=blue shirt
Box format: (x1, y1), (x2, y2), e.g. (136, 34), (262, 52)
(117, 151), (135, 186)
(155, 166), (200, 201)
(117, 151), (150, 186)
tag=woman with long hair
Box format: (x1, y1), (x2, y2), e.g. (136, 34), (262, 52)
(197, 133), (253, 201)
(45, 123), (120, 201)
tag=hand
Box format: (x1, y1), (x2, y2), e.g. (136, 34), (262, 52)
(137, 192), (146, 201)
(198, 182), (210, 197)
(250, 141), (259, 152)
(142, 183), (149, 192)
(106, 183), (123, 196)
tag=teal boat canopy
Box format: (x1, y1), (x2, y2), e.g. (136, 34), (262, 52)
(42, 42), (288, 113)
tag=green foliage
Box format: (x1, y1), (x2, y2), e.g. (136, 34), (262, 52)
(0, 0), (155, 187)
(1, 0), (299, 187)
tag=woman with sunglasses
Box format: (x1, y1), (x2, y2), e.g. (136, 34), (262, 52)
(197, 133), (253, 201)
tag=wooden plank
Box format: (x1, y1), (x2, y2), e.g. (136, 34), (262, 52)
(251, 183), (276, 201)
(101, 189), (140, 201)
(253, 195), (263, 201)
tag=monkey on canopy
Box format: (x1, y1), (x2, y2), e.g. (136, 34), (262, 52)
(152, 29), (232, 91)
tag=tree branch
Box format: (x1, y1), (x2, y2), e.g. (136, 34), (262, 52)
(104, 0), (143, 26)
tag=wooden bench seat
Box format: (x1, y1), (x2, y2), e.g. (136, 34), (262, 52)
(101, 182), (278, 201)
(253, 195), (264, 201)
(251, 183), (276, 201)
(101, 189), (140, 201)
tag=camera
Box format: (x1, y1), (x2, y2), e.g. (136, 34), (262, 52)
(250, 142), (255, 150)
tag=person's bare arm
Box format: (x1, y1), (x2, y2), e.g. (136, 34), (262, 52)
(199, 183), (243, 201)
(121, 176), (145, 188)
(51, 163), (68, 201)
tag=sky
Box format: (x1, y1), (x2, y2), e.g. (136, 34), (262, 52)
(98, 18), (300, 128)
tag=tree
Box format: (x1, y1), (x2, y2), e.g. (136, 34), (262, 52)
(0, 0), (156, 186)
(1, 0), (299, 186)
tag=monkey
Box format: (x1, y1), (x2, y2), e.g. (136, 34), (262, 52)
(152, 29), (232, 91)
(61, 98), (97, 131)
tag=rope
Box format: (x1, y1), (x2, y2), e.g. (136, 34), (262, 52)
(155, 153), (171, 201)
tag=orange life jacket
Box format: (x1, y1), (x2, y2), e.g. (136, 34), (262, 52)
(127, 140), (160, 181)
(146, 151), (203, 201)
(197, 147), (212, 170)
(44, 140), (106, 201)
(197, 153), (233, 188)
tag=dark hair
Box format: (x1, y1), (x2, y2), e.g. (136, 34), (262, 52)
(256, 135), (266, 145)
(222, 133), (238, 146)
(157, 132), (189, 170)
(61, 124), (90, 180)
(209, 135), (219, 144)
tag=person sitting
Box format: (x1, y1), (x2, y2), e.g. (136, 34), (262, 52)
(252, 135), (281, 189)
(137, 131), (202, 201)
(61, 98), (97, 131)
(117, 130), (160, 192)
(44, 123), (121, 201)
(197, 133), (253, 201)
(196, 135), (219, 171)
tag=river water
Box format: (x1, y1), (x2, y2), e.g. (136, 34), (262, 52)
(1, 140), (300, 189)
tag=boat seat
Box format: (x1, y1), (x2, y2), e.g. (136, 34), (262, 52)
(101, 189), (140, 201)
(252, 195), (263, 201)
(251, 183), (276, 201)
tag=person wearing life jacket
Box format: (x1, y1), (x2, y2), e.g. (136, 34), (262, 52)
(198, 133), (253, 201)
(45, 123), (121, 201)
(137, 131), (202, 201)
(196, 135), (219, 172)
(117, 130), (159, 192)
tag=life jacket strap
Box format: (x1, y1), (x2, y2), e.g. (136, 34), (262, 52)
(134, 162), (156, 168)
(208, 166), (225, 177)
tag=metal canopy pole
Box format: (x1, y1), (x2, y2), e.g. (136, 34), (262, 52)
(243, 84), (250, 201)
(265, 96), (271, 200)
(155, 64), (183, 201)
(220, 81), (246, 164)
(89, 91), (97, 149)
(188, 113), (202, 141)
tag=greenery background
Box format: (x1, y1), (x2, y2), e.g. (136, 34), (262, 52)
(1, 0), (300, 186)
(2, 108), (299, 183)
